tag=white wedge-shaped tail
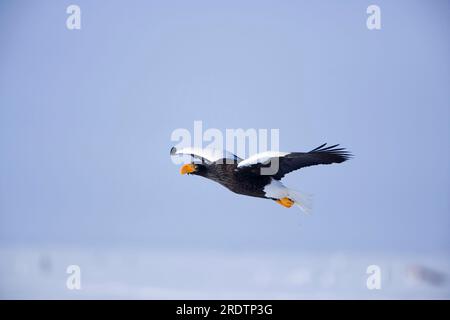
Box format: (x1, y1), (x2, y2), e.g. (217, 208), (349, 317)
(263, 179), (313, 213)
(287, 188), (313, 214)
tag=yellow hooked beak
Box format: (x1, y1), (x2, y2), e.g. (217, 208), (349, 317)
(180, 163), (196, 175)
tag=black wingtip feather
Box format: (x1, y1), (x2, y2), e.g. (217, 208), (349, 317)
(310, 143), (327, 152)
(309, 143), (353, 162)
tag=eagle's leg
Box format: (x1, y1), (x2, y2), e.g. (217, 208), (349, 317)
(275, 197), (294, 208)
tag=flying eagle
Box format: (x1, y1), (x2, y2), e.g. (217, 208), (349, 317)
(170, 144), (351, 211)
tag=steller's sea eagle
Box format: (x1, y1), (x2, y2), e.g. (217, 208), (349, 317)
(170, 144), (352, 212)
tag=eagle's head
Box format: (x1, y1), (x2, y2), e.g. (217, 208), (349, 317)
(179, 163), (207, 176)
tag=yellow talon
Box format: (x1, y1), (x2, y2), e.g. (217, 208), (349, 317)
(276, 197), (294, 208)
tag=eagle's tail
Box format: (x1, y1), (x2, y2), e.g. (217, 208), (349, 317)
(287, 188), (313, 214)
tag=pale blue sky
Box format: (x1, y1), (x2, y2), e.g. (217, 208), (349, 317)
(0, 0), (449, 254)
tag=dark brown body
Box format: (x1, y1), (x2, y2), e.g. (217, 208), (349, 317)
(195, 163), (271, 199)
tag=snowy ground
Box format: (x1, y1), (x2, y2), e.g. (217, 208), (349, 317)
(0, 246), (449, 299)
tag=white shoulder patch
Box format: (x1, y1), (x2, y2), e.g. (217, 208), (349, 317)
(171, 147), (240, 163)
(237, 151), (289, 168)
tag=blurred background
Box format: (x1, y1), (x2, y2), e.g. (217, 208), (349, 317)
(0, 0), (449, 299)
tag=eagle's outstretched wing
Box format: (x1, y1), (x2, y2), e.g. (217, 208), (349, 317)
(237, 143), (352, 180)
(170, 146), (242, 164)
